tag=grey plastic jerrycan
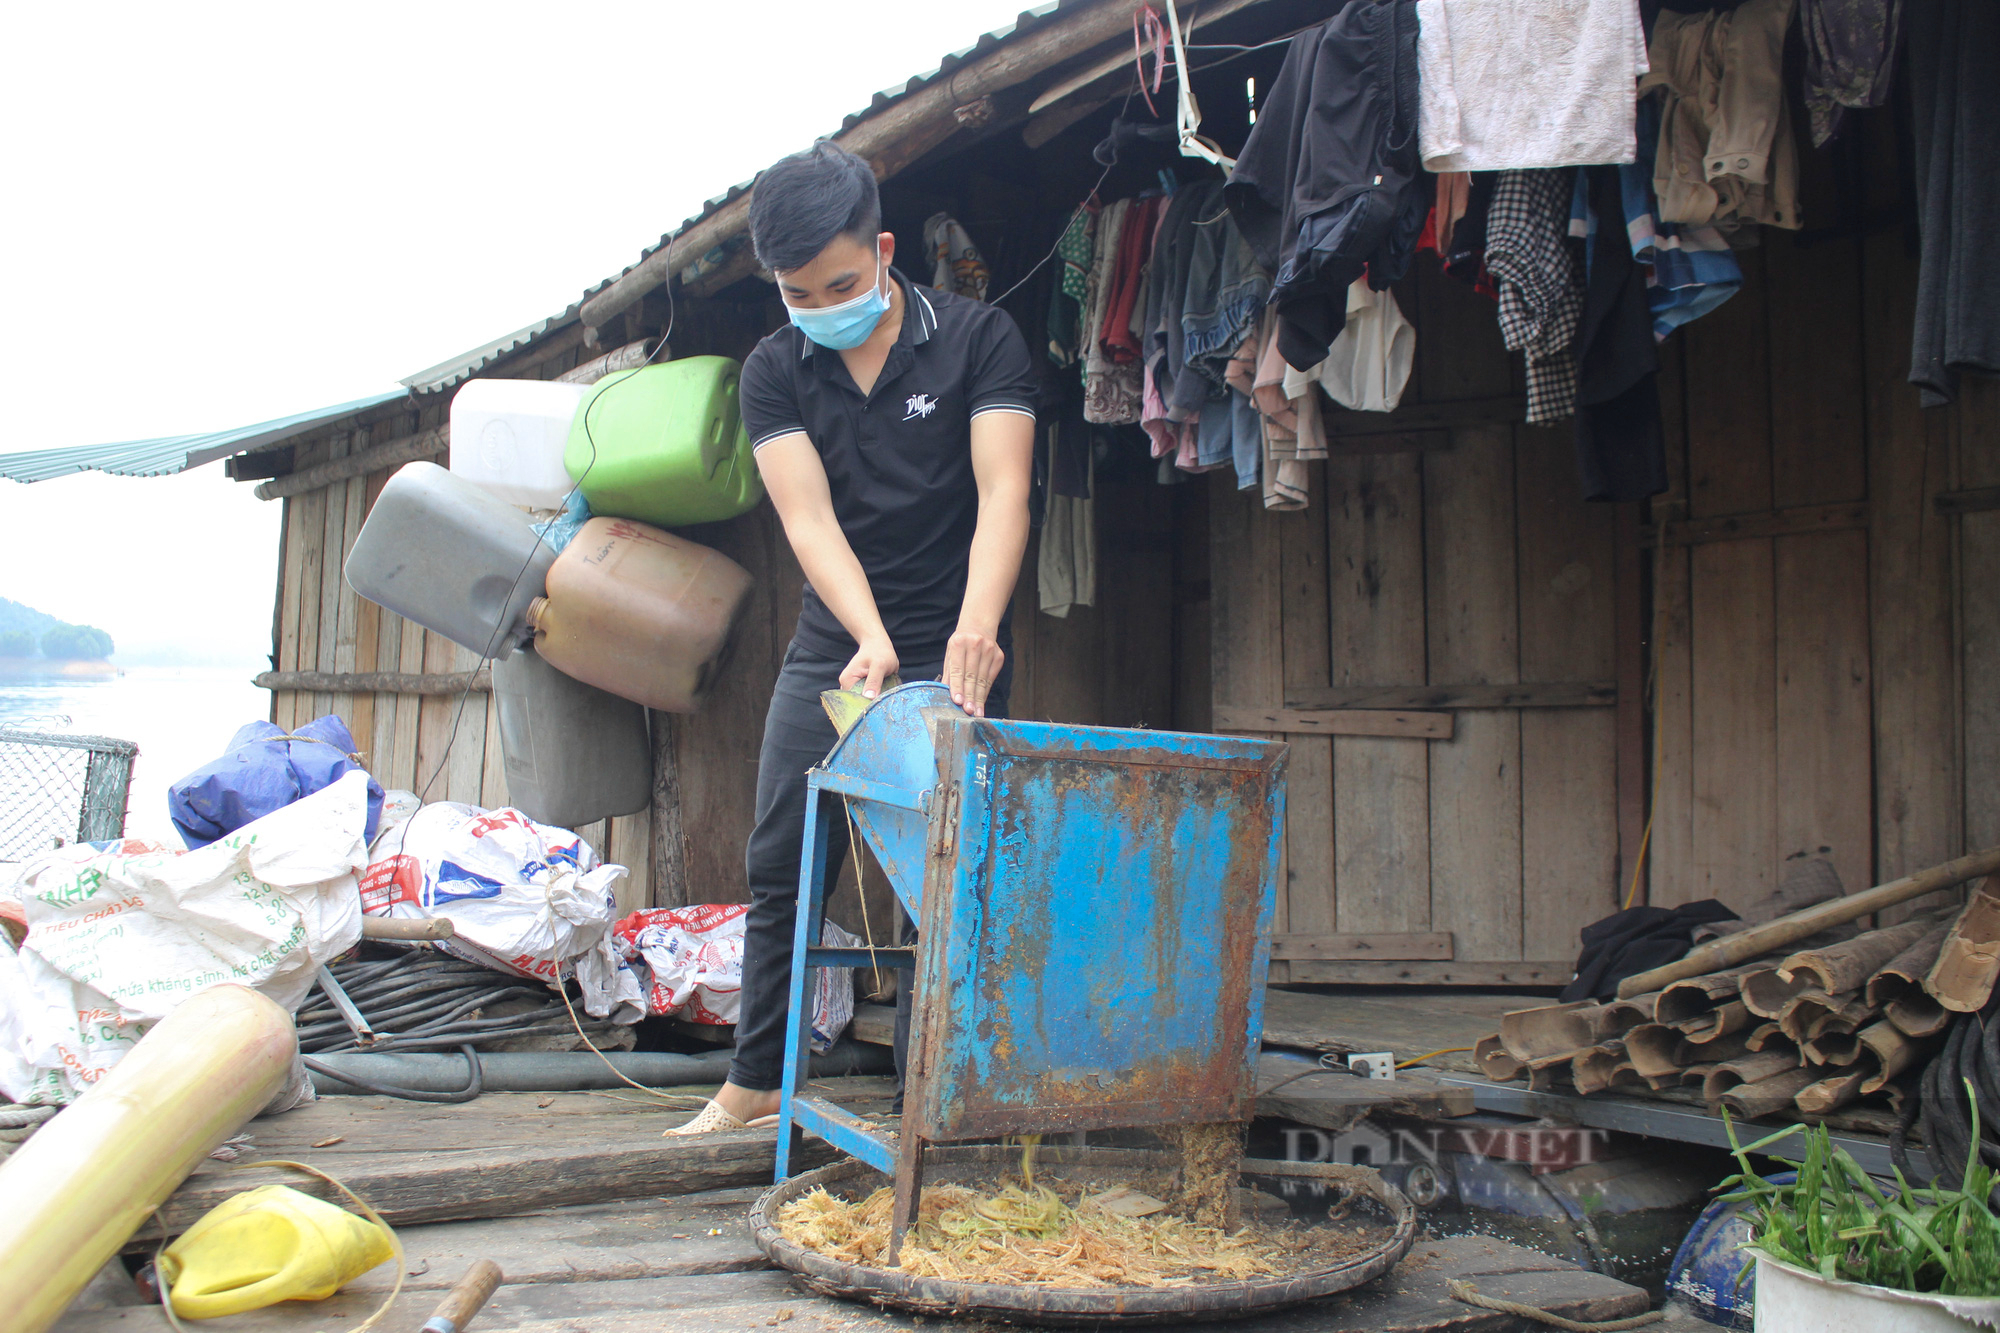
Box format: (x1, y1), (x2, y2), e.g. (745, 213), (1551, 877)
(491, 643), (651, 828)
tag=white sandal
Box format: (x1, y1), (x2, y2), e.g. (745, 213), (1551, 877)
(663, 1098), (780, 1137)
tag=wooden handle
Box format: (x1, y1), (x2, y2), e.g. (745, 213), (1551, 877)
(361, 916), (456, 941)
(1616, 845), (2000, 998)
(420, 1260), (502, 1333)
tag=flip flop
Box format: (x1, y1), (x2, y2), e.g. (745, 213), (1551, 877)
(662, 1098), (781, 1137)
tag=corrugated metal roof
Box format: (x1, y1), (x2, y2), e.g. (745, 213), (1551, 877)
(0, 390), (409, 485)
(405, 1), (1081, 397)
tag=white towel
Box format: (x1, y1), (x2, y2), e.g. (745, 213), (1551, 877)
(1417, 0), (1649, 172)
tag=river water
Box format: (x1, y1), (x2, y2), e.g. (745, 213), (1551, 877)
(0, 665), (270, 846)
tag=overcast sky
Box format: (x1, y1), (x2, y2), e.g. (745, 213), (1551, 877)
(0, 0), (1034, 666)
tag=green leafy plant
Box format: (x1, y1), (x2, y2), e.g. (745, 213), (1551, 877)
(1718, 1079), (2000, 1297)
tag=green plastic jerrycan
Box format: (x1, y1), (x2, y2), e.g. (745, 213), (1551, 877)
(158, 1184), (395, 1318)
(564, 356), (765, 527)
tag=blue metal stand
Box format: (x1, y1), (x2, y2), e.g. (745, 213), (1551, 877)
(775, 681), (1287, 1255)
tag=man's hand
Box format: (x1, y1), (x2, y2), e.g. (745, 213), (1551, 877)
(942, 625), (1005, 717)
(840, 635), (900, 699)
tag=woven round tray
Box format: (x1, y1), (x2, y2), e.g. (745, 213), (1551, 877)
(750, 1144), (1415, 1326)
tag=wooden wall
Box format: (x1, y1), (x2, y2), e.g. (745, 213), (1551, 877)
(1209, 261), (1622, 987)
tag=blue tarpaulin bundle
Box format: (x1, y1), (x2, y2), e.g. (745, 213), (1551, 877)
(170, 715), (385, 850)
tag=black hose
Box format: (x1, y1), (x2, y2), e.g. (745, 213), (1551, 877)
(301, 1044), (484, 1103)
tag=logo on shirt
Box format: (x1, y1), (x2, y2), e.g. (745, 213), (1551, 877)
(903, 393), (939, 421)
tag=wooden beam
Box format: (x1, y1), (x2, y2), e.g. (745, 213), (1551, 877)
(1641, 501), (1868, 547)
(1936, 485), (2000, 516)
(1615, 503), (1647, 900)
(1022, 96), (1113, 149)
(1213, 705), (1453, 739)
(580, 0), (1259, 328)
(254, 427), (446, 501)
(1286, 681), (1615, 710)
(556, 339), (660, 385)
(1285, 960), (1576, 986)
(684, 243), (770, 300)
(1027, 0), (1271, 114)
(254, 669), (490, 695)
(1269, 932), (1454, 961)
(1325, 395), (1523, 437)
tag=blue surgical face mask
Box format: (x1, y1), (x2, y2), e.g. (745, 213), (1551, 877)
(783, 252), (891, 350)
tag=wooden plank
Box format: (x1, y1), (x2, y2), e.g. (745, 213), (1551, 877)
(1515, 424), (1622, 935)
(1682, 245), (1773, 518)
(1324, 396), (1521, 437)
(1326, 453), (1430, 934)
(1862, 187), (1959, 888)
(412, 630), (460, 800)
(389, 618), (426, 793)
(330, 472), (367, 742)
(1269, 932), (1452, 960)
(313, 437), (350, 722)
(1614, 504), (1647, 896)
(274, 490), (309, 730)
(1652, 540), (1697, 906)
(1936, 485), (2000, 515)
(650, 712), (687, 909)
(1210, 475), (1286, 930)
(1960, 376), (2000, 859)
(446, 643), (490, 805)
(1259, 986), (1531, 1070)
(1645, 502), (1869, 547)
(1277, 489), (1334, 939)
(1285, 958), (1575, 987)
(609, 806), (653, 915)
(1423, 423), (1523, 963)
(1254, 1052), (1474, 1131)
(574, 819), (608, 861)
(254, 668), (491, 694)
(348, 469), (389, 767)
(1288, 681), (1613, 710)
(1765, 229), (1867, 509)
(289, 484), (325, 732)
(1173, 478), (1213, 734)
(1413, 256), (1514, 403)
(480, 688), (509, 810)
(253, 424), (445, 500)
(1689, 538), (1778, 903)
(1214, 705), (1450, 738)
(1774, 530), (1874, 899)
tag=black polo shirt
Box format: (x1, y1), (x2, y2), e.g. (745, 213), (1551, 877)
(739, 269), (1037, 660)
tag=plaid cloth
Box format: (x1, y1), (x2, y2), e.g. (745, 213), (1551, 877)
(1487, 168), (1583, 424)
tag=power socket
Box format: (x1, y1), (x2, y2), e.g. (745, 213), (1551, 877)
(1346, 1052), (1397, 1080)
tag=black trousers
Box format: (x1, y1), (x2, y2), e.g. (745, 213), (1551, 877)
(728, 637), (1013, 1091)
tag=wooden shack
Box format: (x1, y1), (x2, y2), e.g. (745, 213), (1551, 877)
(235, 0), (1993, 984)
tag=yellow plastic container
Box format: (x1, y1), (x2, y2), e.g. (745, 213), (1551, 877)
(158, 1185), (395, 1318)
(562, 357), (764, 526)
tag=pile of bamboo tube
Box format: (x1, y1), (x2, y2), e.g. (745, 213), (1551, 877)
(1475, 849), (2000, 1122)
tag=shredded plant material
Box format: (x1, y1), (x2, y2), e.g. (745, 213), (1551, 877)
(1159, 1122), (1244, 1230)
(775, 1178), (1384, 1288)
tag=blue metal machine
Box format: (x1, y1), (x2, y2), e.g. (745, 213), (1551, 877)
(775, 681), (1287, 1250)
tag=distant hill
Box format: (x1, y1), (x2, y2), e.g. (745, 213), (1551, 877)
(0, 597), (115, 661)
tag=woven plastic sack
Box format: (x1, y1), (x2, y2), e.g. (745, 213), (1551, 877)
(614, 903), (858, 1052)
(360, 798), (642, 1021)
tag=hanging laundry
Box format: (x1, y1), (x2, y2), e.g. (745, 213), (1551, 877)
(1907, 0), (2000, 407)
(1801, 0), (1906, 147)
(1081, 199), (1143, 424)
(1572, 166), (1667, 502)
(1146, 180), (1222, 424)
(1224, 1), (1427, 371)
(1098, 194), (1162, 367)
(1283, 280), (1415, 415)
(1432, 172), (1472, 257)
(1486, 169), (1584, 425)
(1441, 172), (1499, 295)
(1177, 196), (1269, 409)
(1595, 95), (1742, 341)
(1416, 0), (1649, 172)
(1046, 206), (1096, 366)
(1640, 0), (1802, 234)
(1233, 314), (1313, 510)
(1038, 421), (1095, 618)
(924, 213), (990, 302)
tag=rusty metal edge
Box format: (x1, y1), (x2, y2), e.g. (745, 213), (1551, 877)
(749, 1145), (1415, 1326)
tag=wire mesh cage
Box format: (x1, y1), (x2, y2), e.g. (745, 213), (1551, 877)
(0, 728), (138, 862)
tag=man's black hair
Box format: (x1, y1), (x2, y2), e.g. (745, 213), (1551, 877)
(748, 141), (882, 273)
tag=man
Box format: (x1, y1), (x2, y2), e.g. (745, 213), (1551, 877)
(669, 142), (1036, 1134)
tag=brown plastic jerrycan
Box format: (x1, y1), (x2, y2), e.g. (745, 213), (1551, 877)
(526, 516), (753, 713)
